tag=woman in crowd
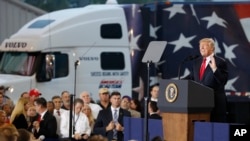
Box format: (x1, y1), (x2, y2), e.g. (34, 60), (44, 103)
(82, 104), (95, 133)
(26, 106), (40, 132)
(0, 110), (9, 128)
(10, 97), (30, 129)
(121, 96), (141, 118)
(2, 103), (12, 123)
(60, 98), (91, 140)
(130, 98), (142, 113)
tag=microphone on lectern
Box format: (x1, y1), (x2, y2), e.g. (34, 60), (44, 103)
(178, 55), (199, 80)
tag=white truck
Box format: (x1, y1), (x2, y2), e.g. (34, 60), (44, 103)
(0, 4), (136, 102)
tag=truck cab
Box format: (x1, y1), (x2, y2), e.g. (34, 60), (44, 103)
(0, 4), (133, 102)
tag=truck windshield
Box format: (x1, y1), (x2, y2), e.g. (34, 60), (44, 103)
(0, 52), (36, 76)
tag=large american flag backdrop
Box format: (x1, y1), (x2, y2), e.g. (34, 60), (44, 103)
(122, 2), (250, 100)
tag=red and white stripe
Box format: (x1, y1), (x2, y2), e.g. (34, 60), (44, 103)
(235, 4), (250, 43)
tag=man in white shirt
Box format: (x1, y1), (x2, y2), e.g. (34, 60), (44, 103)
(52, 95), (66, 137)
(60, 98), (91, 140)
(80, 91), (102, 119)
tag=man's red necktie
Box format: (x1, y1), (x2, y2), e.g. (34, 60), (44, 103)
(199, 58), (206, 80)
(37, 114), (41, 122)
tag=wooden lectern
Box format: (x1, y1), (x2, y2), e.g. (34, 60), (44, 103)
(158, 79), (214, 141)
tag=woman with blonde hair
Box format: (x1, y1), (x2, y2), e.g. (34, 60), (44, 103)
(26, 106), (40, 132)
(82, 104), (95, 133)
(10, 97), (30, 129)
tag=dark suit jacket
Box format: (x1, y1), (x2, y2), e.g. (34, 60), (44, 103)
(140, 98), (157, 118)
(149, 113), (162, 120)
(34, 111), (58, 139)
(186, 55), (228, 122)
(93, 107), (131, 141)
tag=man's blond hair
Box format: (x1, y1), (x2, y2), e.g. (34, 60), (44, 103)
(199, 38), (215, 51)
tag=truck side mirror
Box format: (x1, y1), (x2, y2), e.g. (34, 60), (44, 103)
(36, 54), (55, 82)
(45, 54), (55, 79)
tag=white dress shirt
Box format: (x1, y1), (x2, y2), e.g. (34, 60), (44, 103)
(88, 103), (102, 119)
(150, 97), (158, 102)
(111, 106), (120, 120)
(60, 110), (91, 138)
(53, 108), (66, 137)
(40, 110), (47, 120)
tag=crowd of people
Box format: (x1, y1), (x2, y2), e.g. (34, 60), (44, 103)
(0, 85), (162, 141)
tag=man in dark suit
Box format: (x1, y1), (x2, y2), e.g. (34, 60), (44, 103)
(94, 91), (131, 141)
(140, 84), (159, 118)
(33, 97), (58, 139)
(186, 38), (228, 122)
(148, 101), (162, 120)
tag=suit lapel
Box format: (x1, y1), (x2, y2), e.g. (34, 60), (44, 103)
(42, 111), (49, 120)
(201, 56), (218, 81)
(108, 107), (123, 122)
(108, 108), (113, 121)
(195, 58), (203, 80)
(118, 108), (123, 123)
(40, 111), (48, 128)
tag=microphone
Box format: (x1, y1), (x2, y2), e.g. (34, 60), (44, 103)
(182, 55), (199, 62)
(178, 55), (199, 80)
(74, 60), (80, 67)
(38, 135), (45, 141)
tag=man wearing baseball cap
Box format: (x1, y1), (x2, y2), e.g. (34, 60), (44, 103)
(29, 88), (42, 106)
(97, 88), (111, 109)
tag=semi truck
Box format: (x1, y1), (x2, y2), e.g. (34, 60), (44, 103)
(1, 2), (250, 103)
